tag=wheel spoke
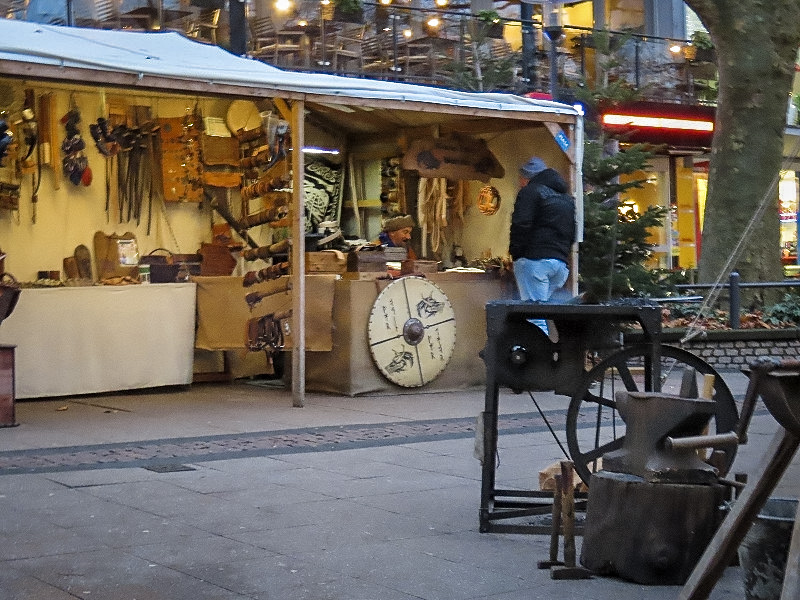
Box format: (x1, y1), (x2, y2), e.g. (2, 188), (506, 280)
(578, 436), (624, 464)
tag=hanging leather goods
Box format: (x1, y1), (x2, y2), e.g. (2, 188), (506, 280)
(246, 310), (291, 353)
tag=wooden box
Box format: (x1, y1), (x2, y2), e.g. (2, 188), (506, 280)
(400, 260), (439, 275)
(306, 250), (347, 274)
(347, 249), (388, 273)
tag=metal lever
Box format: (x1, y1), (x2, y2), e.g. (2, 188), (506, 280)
(664, 431), (739, 451)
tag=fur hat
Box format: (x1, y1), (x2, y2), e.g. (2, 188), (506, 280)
(519, 156), (547, 179)
(383, 214), (415, 232)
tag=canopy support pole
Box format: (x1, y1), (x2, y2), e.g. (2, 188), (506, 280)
(290, 98), (306, 408)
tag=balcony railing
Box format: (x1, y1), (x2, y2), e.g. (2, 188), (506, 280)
(2, 3), (718, 106)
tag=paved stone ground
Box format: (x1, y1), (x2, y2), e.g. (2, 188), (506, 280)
(0, 378), (788, 600)
(0, 411), (570, 475)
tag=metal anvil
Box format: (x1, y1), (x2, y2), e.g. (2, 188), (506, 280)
(602, 391), (720, 484)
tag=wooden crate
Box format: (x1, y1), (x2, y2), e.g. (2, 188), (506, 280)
(305, 250), (347, 274)
(347, 249), (388, 272)
(400, 260), (439, 275)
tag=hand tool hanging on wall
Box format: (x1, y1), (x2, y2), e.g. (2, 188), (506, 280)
(241, 239), (290, 262)
(242, 262), (290, 287)
(21, 90), (40, 223)
(209, 193), (259, 249)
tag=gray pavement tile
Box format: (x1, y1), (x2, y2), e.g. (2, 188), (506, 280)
(0, 522), (107, 561)
(13, 549), (253, 600)
(67, 513), (210, 549)
(291, 539), (531, 600)
(0, 566), (78, 600)
(231, 501), (453, 555)
(126, 533), (278, 568)
(212, 482), (336, 511)
(180, 553), (419, 599)
(42, 466), (163, 487)
(353, 483), (482, 524)
(201, 455), (311, 474)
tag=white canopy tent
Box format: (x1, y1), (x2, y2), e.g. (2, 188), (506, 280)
(0, 19), (583, 405)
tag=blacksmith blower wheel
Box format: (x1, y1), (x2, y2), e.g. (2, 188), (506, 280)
(367, 277), (456, 388)
(565, 345), (740, 486)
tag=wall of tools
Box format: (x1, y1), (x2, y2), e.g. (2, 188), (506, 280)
(0, 83), (337, 284)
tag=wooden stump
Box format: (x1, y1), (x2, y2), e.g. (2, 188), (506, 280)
(581, 470), (725, 585)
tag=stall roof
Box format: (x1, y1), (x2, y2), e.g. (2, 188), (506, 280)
(0, 20), (579, 121)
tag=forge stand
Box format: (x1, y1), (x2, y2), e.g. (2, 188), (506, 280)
(478, 300), (663, 534)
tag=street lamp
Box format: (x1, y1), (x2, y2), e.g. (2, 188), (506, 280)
(542, 0), (564, 100)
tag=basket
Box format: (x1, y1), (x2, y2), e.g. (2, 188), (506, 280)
(139, 248), (202, 283)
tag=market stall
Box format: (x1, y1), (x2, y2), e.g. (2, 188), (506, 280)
(0, 20), (583, 402)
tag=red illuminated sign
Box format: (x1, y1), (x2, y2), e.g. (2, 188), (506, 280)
(599, 101), (717, 148)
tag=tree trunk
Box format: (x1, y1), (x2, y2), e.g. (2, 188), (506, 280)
(687, 1), (800, 295)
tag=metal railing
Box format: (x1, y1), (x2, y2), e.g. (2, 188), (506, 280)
(676, 271), (800, 329)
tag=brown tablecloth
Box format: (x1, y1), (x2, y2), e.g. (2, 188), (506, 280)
(194, 274), (337, 351)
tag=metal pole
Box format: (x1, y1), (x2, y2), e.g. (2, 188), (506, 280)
(390, 12), (401, 74)
(729, 271), (741, 329)
(549, 36), (558, 99)
(520, 2), (535, 92)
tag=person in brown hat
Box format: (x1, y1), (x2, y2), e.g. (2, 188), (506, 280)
(376, 214), (417, 259)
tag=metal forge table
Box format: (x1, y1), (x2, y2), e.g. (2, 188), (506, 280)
(478, 300), (739, 534)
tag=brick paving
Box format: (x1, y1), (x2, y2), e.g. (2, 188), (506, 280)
(0, 410), (569, 475)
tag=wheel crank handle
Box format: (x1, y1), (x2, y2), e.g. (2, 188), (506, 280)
(664, 431), (739, 451)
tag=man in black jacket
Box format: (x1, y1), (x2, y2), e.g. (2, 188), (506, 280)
(509, 156), (576, 312)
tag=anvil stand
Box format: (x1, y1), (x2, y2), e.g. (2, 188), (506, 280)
(679, 360), (800, 600)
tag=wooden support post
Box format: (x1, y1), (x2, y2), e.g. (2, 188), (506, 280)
(550, 461), (592, 580)
(290, 98), (305, 408)
(678, 429), (800, 599)
(538, 473), (564, 569)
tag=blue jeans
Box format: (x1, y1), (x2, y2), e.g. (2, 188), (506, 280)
(513, 258), (570, 334)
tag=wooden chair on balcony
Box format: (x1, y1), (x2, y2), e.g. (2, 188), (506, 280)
(399, 38), (436, 82)
(329, 23), (367, 74)
(249, 16), (305, 67)
(361, 33), (392, 76)
(186, 8), (221, 44)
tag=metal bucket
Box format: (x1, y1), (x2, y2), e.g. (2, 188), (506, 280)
(738, 497), (798, 600)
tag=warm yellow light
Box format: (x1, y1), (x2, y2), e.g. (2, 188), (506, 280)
(669, 44), (682, 54)
(297, 19), (307, 26)
(403, 28), (412, 38)
(435, 0), (448, 6)
(379, 0), (392, 5)
(274, 0), (293, 12)
(426, 17), (440, 28)
(320, 0), (330, 5)
(602, 113), (714, 132)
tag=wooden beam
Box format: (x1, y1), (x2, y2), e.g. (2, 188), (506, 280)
(544, 121), (576, 164)
(290, 97), (306, 408)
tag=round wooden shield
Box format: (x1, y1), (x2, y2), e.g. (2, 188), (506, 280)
(225, 100), (261, 135)
(367, 277), (456, 388)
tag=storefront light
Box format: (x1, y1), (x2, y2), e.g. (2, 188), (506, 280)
(302, 147), (340, 155)
(602, 113), (714, 132)
(274, 0), (293, 13)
